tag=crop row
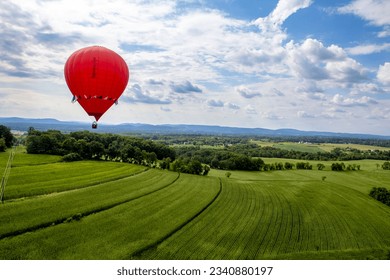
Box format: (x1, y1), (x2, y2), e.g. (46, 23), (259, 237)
(0, 169), (178, 239)
(4, 161), (146, 200)
(139, 178), (390, 259)
(0, 173), (221, 259)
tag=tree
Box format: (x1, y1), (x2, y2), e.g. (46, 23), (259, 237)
(62, 152), (82, 162)
(202, 165), (210, 176)
(187, 160), (203, 175)
(0, 125), (14, 148)
(296, 162), (312, 170)
(160, 157), (171, 170)
(369, 187), (390, 206)
(89, 141), (105, 159)
(331, 162), (345, 171)
(0, 138), (6, 152)
(383, 161), (390, 170)
(284, 162), (294, 170)
(317, 163), (325, 170)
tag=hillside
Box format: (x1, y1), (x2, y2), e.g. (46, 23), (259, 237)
(1, 117), (390, 139)
(1, 149), (389, 260)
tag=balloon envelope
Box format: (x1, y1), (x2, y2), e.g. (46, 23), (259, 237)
(64, 46), (129, 121)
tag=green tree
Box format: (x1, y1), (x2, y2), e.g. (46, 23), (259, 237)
(331, 162), (345, 171)
(0, 125), (15, 148)
(284, 162), (294, 170)
(89, 141), (105, 159)
(369, 187), (390, 206)
(0, 138), (6, 152)
(160, 157), (172, 170)
(202, 164), (210, 176)
(317, 163), (325, 170)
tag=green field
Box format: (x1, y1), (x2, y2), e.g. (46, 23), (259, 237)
(1, 149), (390, 259)
(251, 140), (390, 153)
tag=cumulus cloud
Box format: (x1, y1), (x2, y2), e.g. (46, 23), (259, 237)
(261, 111), (283, 120)
(0, 0), (389, 134)
(377, 62), (390, 85)
(331, 93), (378, 107)
(346, 43), (390, 55)
(245, 105), (257, 115)
(170, 81), (202, 94)
(123, 84), (171, 104)
(286, 38), (367, 83)
(207, 99), (224, 107)
(338, 0), (390, 26)
(227, 103), (240, 110)
(297, 111), (315, 118)
(255, 0), (312, 32)
(236, 86), (262, 98)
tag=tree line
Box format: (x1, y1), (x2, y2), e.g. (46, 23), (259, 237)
(25, 128), (212, 175)
(26, 128), (174, 164)
(229, 143), (390, 161)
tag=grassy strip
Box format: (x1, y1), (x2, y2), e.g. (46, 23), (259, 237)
(130, 178), (222, 259)
(0, 174), (221, 259)
(140, 179), (390, 260)
(0, 169), (178, 239)
(265, 248), (390, 260)
(4, 161), (146, 199)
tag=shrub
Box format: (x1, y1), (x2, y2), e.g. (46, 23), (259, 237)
(369, 187), (390, 207)
(331, 162), (345, 171)
(296, 162), (312, 170)
(62, 153), (82, 162)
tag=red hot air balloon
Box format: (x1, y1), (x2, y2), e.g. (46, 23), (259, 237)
(64, 46), (129, 128)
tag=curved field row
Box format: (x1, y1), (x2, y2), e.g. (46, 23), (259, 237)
(0, 174), (221, 259)
(4, 161), (147, 200)
(0, 169), (178, 239)
(140, 178), (390, 259)
(0, 148), (62, 167)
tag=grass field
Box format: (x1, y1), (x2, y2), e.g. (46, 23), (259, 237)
(251, 140), (390, 153)
(1, 149), (389, 259)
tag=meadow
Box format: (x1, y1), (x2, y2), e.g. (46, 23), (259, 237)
(0, 148), (389, 259)
(250, 140), (390, 153)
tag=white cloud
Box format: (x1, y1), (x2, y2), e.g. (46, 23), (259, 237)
(0, 0), (389, 134)
(123, 84), (171, 104)
(255, 0), (312, 32)
(338, 0), (390, 26)
(227, 103), (240, 110)
(207, 99), (224, 107)
(236, 86), (262, 99)
(346, 43), (390, 55)
(377, 62), (390, 85)
(286, 38), (368, 83)
(331, 93), (378, 107)
(297, 111), (315, 118)
(245, 105), (257, 115)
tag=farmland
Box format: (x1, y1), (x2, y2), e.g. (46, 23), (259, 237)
(250, 140), (390, 153)
(1, 148), (390, 259)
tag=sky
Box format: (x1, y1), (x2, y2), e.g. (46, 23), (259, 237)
(0, 0), (389, 135)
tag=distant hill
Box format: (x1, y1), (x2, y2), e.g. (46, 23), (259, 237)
(1, 117), (389, 139)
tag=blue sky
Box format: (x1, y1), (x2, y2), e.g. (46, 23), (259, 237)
(0, 0), (389, 135)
